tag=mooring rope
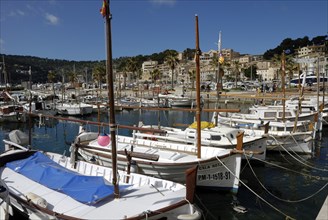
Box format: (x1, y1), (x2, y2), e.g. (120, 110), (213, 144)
(251, 157), (327, 181)
(244, 153), (328, 203)
(215, 155), (295, 220)
(274, 133), (314, 165)
(268, 135), (328, 172)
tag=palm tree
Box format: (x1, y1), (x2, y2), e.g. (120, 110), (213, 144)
(271, 52), (295, 88)
(126, 58), (138, 84)
(188, 69), (196, 90)
(150, 68), (161, 83)
(68, 71), (78, 99)
(232, 61), (240, 88)
(47, 70), (57, 96)
(285, 56), (297, 88)
(165, 52), (179, 90)
(93, 64), (106, 89)
(271, 53), (283, 81)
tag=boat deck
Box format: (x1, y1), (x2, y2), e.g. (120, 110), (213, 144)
(2, 152), (187, 219)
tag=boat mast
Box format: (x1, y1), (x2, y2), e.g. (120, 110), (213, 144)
(281, 51), (286, 122)
(103, 0), (119, 198)
(195, 15), (201, 158)
(214, 31), (222, 126)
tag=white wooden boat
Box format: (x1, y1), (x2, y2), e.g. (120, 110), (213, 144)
(158, 93), (195, 107)
(285, 96), (328, 127)
(247, 105), (318, 122)
(136, 121), (267, 160)
(23, 101), (58, 116)
(1, 140), (201, 220)
(216, 114), (315, 154)
(0, 104), (26, 123)
(72, 128), (243, 193)
(216, 104), (319, 136)
(119, 97), (165, 108)
(55, 101), (93, 116)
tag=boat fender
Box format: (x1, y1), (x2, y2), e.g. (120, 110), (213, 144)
(130, 160), (138, 173)
(26, 192), (48, 208)
(177, 210), (201, 220)
(304, 136), (312, 143)
(232, 205), (248, 213)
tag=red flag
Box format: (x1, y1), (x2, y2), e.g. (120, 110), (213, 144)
(100, 0), (107, 17)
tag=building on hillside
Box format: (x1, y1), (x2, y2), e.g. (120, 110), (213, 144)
(256, 61), (278, 81)
(199, 50), (218, 63)
(296, 44), (326, 58)
(221, 49), (240, 62)
(295, 44), (328, 77)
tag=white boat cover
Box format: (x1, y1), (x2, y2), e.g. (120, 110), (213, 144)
(5, 152), (130, 204)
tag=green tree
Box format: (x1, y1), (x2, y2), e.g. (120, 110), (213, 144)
(188, 69), (196, 90)
(47, 70), (57, 95)
(126, 58), (139, 83)
(92, 63), (106, 88)
(232, 61), (240, 88)
(165, 51), (179, 90)
(150, 68), (161, 83)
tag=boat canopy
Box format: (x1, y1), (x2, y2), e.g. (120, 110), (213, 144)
(6, 152), (130, 204)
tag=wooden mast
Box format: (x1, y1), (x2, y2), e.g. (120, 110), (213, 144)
(195, 15), (201, 158)
(214, 31), (222, 126)
(281, 51), (286, 122)
(104, 0), (119, 198)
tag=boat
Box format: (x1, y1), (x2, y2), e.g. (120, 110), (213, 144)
(1, 138), (201, 220)
(158, 93), (195, 108)
(55, 101), (93, 116)
(285, 96), (328, 127)
(136, 121), (267, 160)
(289, 63), (328, 87)
(0, 104), (26, 123)
(216, 114), (315, 154)
(118, 97), (165, 109)
(247, 105), (318, 122)
(23, 101), (58, 116)
(72, 128), (244, 192)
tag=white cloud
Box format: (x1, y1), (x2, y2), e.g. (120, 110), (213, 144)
(9, 9), (25, 17)
(150, 0), (176, 6)
(45, 13), (59, 25)
(17, 10), (25, 16)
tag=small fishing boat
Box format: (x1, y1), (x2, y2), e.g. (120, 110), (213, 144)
(72, 126), (244, 193)
(1, 138), (202, 220)
(55, 101), (93, 116)
(216, 114), (315, 154)
(23, 101), (58, 116)
(158, 93), (195, 108)
(0, 104), (26, 123)
(136, 121), (267, 160)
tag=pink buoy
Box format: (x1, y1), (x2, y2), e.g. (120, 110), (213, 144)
(97, 133), (111, 146)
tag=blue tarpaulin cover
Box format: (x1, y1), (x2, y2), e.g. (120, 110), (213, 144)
(6, 151), (130, 204)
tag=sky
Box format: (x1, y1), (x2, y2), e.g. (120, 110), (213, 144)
(0, 0), (327, 61)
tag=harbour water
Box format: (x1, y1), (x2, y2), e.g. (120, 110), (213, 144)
(0, 103), (327, 220)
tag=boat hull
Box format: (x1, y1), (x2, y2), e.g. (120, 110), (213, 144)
(74, 134), (242, 193)
(0, 149), (202, 220)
